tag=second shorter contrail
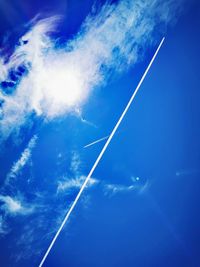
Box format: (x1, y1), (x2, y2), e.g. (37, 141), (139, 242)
(38, 37), (165, 267)
(84, 135), (109, 148)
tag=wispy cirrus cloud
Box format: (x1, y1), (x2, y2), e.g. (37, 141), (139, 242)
(0, 149), (98, 262)
(57, 175), (98, 194)
(70, 151), (81, 174)
(0, 135), (38, 241)
(0, 0), (184, 140)
(57, 151), (98, 193)
(0, 194), (34, 215)
(103, 176), (149, 196)
(104, 183), (135, 196)
(6, 135), (37, 183)
(0, 215), (8, 235)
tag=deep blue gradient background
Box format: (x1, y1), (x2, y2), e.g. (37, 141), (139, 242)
(0, 1), (200, 266)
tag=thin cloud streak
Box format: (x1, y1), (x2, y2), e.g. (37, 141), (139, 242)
(6, 135), (37, 184)
(84, 135), (109, 148)
(57, 151), (98, 193)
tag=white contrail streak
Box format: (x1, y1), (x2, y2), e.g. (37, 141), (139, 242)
(38, 37), (165, 267)
(84, 135), (109, 148)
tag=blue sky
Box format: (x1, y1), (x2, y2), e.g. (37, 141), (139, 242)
(0, 0), (200, 266)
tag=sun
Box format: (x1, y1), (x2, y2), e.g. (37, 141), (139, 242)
(36, 65), (86, 117)
(47, 68), (82, 106)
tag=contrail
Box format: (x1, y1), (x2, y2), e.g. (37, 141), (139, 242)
(84, 135), (109, 148)
(38, 37), (165, 267)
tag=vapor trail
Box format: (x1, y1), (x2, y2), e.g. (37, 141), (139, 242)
(38, 37), (165, 267)
(84, 135), (109, 148)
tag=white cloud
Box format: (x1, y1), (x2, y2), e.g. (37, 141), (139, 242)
(57, 150), (98, 193)
(104, 183), (135, 196)
(57, 175), (98, 193)
(0, 0), (184, 140)
(6, 135), (37, 183)
(103, 176), (149, 196)
(84, 135), (109, 148)
(0, 195), (34, 215)
(70, 151), (81, 174)
(0, 215), (8, 235)
(0, 195), (21, 213)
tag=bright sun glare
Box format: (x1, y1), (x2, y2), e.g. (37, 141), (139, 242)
(37, 66), (85, 117)
(47, 69), (82, 106)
